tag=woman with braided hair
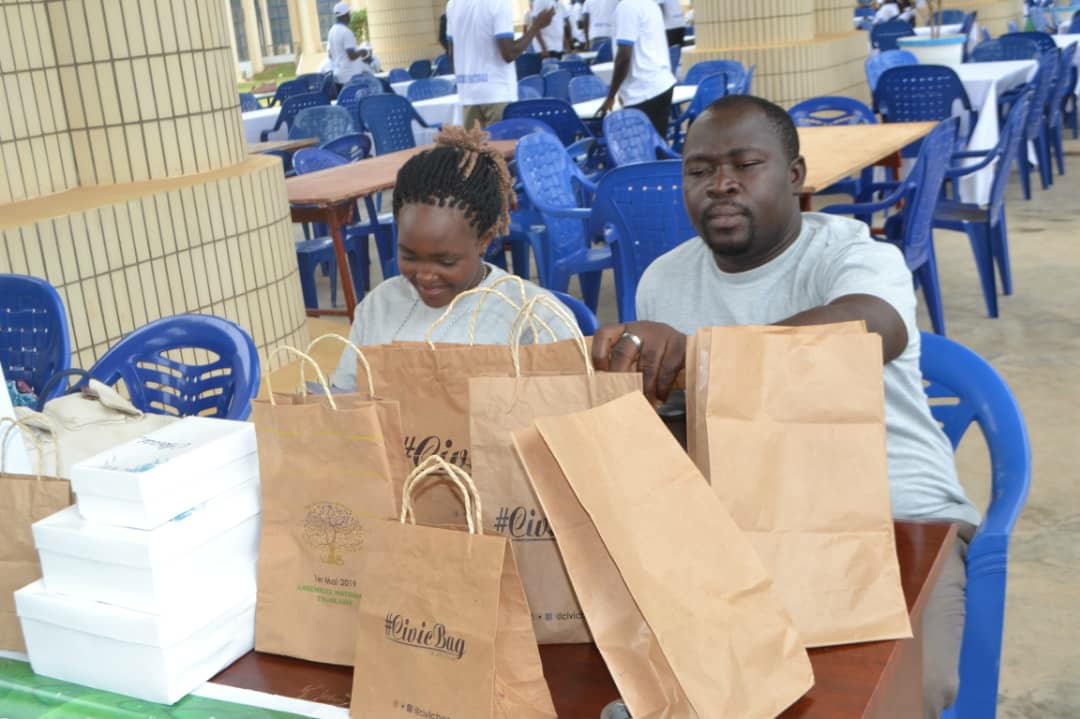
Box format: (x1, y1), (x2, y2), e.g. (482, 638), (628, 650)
(330, 125), (577, 391)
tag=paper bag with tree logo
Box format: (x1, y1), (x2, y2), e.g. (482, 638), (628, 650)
(513, 393), (814, 719)
(361, 286), (593, 526)
(253, 347), (403, 666)
(469, 296), (641, 644)
(698, 324), (911, 647)
(0, 420), (72, 652)
(352, 456), (556, 719)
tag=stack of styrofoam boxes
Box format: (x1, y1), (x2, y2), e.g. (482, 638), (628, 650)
(14, 417), (260, 704)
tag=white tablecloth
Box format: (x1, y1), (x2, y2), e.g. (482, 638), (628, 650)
(572, 84), (696, 119)
(954, 59), (1038, 204)
(391, 78), (457, 98)
(913, 22), (978, 51)
(410, 94), (463, 144)
(242, 107), (285, 143)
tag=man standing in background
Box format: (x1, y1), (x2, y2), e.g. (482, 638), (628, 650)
(532, 0), (571, 58)
(657, 0), (685, 47)
(583, 0), (618, 48)
(327, 2), (368, 92)
(447, 0), (554, 129)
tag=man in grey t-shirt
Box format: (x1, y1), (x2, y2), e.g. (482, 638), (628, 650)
(591, 95), (976, 719)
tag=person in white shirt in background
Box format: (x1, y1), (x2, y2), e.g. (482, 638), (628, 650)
(656, 0), (686, 47)
(531, 0), (572, 58)
(447, 0), (554, 128)
(583, 0), (618, 49)
(596, 0), (676, 138)
(356, 42), (383, 73)
(326, 2), (369, 92)
(569, 0), (588, 49)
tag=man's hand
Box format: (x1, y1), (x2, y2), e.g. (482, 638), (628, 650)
(535, 6), (556, 29)
(592, 321), (686, 401)
(595, 95), (616, 118)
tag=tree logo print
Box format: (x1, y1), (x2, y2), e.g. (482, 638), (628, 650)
(303, 502), (365, 565)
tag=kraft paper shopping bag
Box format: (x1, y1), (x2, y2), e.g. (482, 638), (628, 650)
(351, 455), (556, 719)
(516, 393), (814, 719)
(700, 324), (911, 647)
(253, 347), (401, 666)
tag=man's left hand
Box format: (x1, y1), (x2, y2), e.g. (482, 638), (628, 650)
(595, 96), (616, 118)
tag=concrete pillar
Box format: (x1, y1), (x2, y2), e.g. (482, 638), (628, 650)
(296, 0), (324, 57)
(366, 0), (442, 69)
(286, 0), (302, 53)
(260, 0), (274, 54)
(224, 0), (245, 82)
(241, 0), (266, 73)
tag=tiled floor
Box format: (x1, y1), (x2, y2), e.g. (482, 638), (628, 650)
(307, 139), (1080, 714)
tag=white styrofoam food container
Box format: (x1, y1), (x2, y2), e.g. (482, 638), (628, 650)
(70, 416), (258, 530)
(34, 479), (260, 614)
(16, 579), (255, 705)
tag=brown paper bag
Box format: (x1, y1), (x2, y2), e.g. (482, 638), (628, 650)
(0, 420), (72, 652)
(515, 393), (814, 719)
(253, 347), (403, 666)
(470, 296), (642, 644)
(352, 455), (556, 719)
(699, 324), (911, 647)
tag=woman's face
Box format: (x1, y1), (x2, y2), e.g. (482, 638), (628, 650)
(396, 203), (493, 308)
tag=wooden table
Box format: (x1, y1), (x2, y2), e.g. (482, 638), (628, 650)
(284, 139), (517, 319)
(247, 137), (319, 155)
(213, 509), (956, 718)
(798, 122), (938, 210)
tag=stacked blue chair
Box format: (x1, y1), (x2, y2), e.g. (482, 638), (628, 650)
(518, 84), (542, 100)
(239, 92), (261, 112)
(821, 120), (959, 335)
(569, 74), (608, 103)
(516, 53), (543, 79)
(320, 133), (373, 162)
(871, 20), (915, 51)
(88, 315), (259, 420)
(920, 332), (1031, 719)
(587, 160), (697, 322)
(259, 92), (329, 141)
(541, 58), (561, 75)
(0, 274), (71, 402)
(1013, 50), (1059, 197)
(514, 131), (613, 310)
(683, 59), (745, 90)
(519, 74), (544, 99)
(406, 77), (455, 101)
(295, 72), (327, 93)
(433, 54), (453, 76)
(789, 96), (878, 202)
(320, 72), (336, 98)
(873, 65), (974, 156)
(408, 59), (433, 79)
(388, 67), (412, 83)
(934, 91), (1033, 319)
(864, 49), (918, 93)
(670, 72), (730, 151)
(592, 40), (613, 64)
(550, 290), (600, 336)
(969, 36), (1041, 62)
(288, 105), (355, 143)
(1000, 31), (1058, 54)
(558, 60), (593, 78)
(932, 8), (966, 24)
(336, 79), (384, 128)
(359, 94), (441, 155)
(543, 69), (573, 101)
(503, 98), (599, 164)
(1047, 42), (1077, 176)
(267, 78), (307, 106)
(603, 109), (679, 166)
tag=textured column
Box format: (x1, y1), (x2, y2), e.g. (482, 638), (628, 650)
(296, 0), (323, 57)
(366, 0), (441, 70)
(286, 0), (302, 52)
(224, 0), (244, 82)
(241, 0), (266, 72)
(259, 0), (274, 54)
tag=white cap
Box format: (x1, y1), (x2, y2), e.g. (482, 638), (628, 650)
(333, 2), (351, 16)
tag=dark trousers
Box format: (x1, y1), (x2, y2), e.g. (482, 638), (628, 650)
(666, 27), (686, 47)
(627, 85), (675, 140)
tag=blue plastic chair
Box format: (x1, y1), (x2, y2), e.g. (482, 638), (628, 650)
(558, 60), (593, 78)
(855, 6), (875, 18)
(822, 120), (959, 335)
(668, 45), (681, 77)
(486, 118), (560, 141)
(344, 73), (385, 93)
(541, 58), (561, 76)
(549, 290), (599, 336)
(592, 39), (613, 64)
(388, 67), (411, 83)
(87, 315), (260, 420)
(670, 72), (730, 151)
(871, 20), (915, 51)
(518, 84), (542, 100)
(919, 332), (1031, 719)
(260, 92), (329, 141)
(735, 63), (755, 94)
(288, 105), (355, 143)
(569, 74), (608, 103)
(683, 59), (744, 89)
(358, 94), (440, 155)
(873, 65), (974, 157)
(1047, 42), (1077, 177)
(320, 132), (373, 162)
(970, 36), (1041, 62)
(408, 59), (433, 79)
(603, 108), (679, 167)
(543, 69), (573, 101)
(789, 96), (878, 202)
(1000, 31), (1059, 54)
(587, 160), (696, 322)
(1070, 13), (1080, 33)
(1006, 20), (1018, 33)
(518, 74), (544, 99)
(503, 98), (598, 160)
(267, 78), (307, 107)
(294, 72), (326, 93)
(514, 131), (613, 311)
(516, 53), (543, 79)
(239, 92), (261, 112)
(434, 54), (453, 76)
(1013, 50), (1059, 198)
(864, 49), (918, 93)
(0, 274), (71, 401)
(934, 91), (1033, 320)
(931, 9), (966, 24)
(336, 79), (384, 129)
(406, 77), (455, 102)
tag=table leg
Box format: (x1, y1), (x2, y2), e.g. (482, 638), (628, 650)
(326, 203), (359, 318)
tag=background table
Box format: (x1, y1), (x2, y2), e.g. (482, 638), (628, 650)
(247, 138), (318, 155)
(242, 106), (285, 143)
(572, 84), (696, 119)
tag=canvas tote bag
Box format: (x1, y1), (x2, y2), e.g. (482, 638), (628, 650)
(696, 324), (911, 647)
(352, 455), (556, 719)
(253, 347), (401, 665)
(514, 393), (814, 719)
(0, 419), (72, 652)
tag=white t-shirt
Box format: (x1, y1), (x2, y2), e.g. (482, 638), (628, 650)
(533, 0), (569, 53)
(583, 0), (618, 39)
(327, 22), (366, 84)
(569, 2), (587, 43)
(655, 0), (685, 30)
(635, 213), (981, 526)
(614, 0), (676, 106)
(873, 2), (901, 23)
(331, 265), (578, 391)
(447, 0), (518, 105)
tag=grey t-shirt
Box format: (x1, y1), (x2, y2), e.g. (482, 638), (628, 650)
(636, 212), (980, 526)
(331, 264), (577, 391)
